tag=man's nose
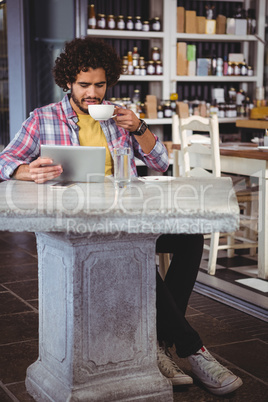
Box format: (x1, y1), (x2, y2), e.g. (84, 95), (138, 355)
(85, 86), (98, 98)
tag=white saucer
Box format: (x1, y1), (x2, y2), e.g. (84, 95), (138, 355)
(138, 176), (175, 182)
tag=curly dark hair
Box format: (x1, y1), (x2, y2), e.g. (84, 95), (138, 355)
(52, 37), (122, 91)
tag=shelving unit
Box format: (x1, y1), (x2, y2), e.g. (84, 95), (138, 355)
(84, 0), (266, 139)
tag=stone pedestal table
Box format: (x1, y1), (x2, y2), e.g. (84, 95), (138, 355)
(0, 177), (239, 401)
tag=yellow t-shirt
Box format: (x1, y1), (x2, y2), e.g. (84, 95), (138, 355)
(77, 114), (113, 176)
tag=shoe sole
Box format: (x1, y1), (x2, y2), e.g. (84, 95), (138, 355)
(171, 377), (193, 386)
(193, 375), (243, 395)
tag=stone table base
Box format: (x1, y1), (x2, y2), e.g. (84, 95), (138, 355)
(25, 232), (173, 402)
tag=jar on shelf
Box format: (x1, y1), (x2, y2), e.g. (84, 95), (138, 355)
(163, 101), (172, 118)
(134, 16), (142, 31)
(233, 62), (241, 76)
(146, 60), (156, 75)
(140, 66), (147, 76)
(139, 56), (145, 67)
(96, 14), (106, 29)
(117, 15), (125, 30)
(127, 51), (134, 75)
(157, 105), (164, 119)
(142, 21), (150, 32)
(247, 65), (254, 76)
(155, 60), (163, 75)
(88, 4), (96, 29)
(240, 61), (248, 76)
(126, 16), (134, 30)
(151, 47), (160, 61)
(218, 103), (225, 118)
(216, 58), (223, 76)
(107, 15), (116, 30)
(121, 56), (128, 75)
(133, 47), (140, 67)
(132, 89), (140, 105)
(134, 66), (140, 75)
(150, 17), (161, 31)
(227, 61), (234, 76)
(228, 87), (237, 103)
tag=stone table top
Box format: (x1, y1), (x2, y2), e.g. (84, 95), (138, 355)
(0, 177), (239, 235)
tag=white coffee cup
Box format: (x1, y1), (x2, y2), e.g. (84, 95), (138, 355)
(88, 104), (116, 121)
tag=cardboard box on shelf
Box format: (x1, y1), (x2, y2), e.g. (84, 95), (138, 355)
(228, 53), (244, 63)
(185, 10), (196, 33)
(188, 60), (196, 76)
(187, 44), (196, 61)
(176, 101), (189, 118)
(216, 15), (226, 34)
(177, 42), (188, 75)
(145, 95), (157, 119)
(205, 19), (216, 34)
(196, 58), (211, 76)
(235, 19), (247, 35)
(197, 16), (206, 33)
(177, 7), (185, 33)
(226, 18), (236, 34)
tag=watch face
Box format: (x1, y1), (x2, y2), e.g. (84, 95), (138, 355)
(139, 121), (148, 135)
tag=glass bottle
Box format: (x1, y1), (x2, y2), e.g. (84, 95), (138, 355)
(142, 21), (150, 32)
(88, 4), (96, 29)
(132, 89), (140, 105)
(147, 60), (156, 75)
(126, 16), (134, 31)
(139, 56), (145, 67)
(151, 47), (160, 62)
(133, 47), (140, 67)
(155, 60), (163, 75)
(240, 61), (248, 76)
(96, 14), (106, 29)
(134, 16), (142, 31)
(223, 56), (228, 76)
(140, 66), (147, 76)
(164, 101), (172, 118)
(150, 17), (161, 31)
(117, 15), (125, 30)
(157, 105), (164, 119)
(121, 56), (128, 75)
(227, 61), (234, 76)
(127, 51), (134, 75)
(107, 15), (116, 30)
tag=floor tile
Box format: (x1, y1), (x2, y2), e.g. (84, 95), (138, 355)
(0, 263), (37, 284)
(0, 312), (38, 345)
(0, 341), (38, 384)
(6, 382), (35, 402)
(0, 293), (33, 315)
(0, 250), (37, 267)
(3, 280), (38, 301)
(210, 340), (268, 383)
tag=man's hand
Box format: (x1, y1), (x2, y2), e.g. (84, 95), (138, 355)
(113, 107), (140, 132)
(114, 106), (156, 154)
(13, 157), (63, 183)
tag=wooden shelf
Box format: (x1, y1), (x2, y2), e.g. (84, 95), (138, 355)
(176, 33), (257, 42)
(174, 76), (258, 82)
(86, 29), (164, 39)
(119, 75), (164, 82)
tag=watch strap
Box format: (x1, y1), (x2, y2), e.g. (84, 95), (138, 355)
(130, 119), (148, 136)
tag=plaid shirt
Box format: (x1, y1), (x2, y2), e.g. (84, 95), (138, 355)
(0, 94), (169, 180)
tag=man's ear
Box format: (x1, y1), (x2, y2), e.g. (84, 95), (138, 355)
(67, 83), (71, 90)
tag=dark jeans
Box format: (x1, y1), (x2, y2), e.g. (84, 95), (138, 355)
(156, 234), (204, 358)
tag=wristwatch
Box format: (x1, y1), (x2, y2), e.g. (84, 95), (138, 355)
(130, 119), (148, 136)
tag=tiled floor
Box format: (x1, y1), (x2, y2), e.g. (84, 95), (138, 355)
(0, 231), (267, 402)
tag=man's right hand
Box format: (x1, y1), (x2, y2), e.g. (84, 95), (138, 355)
(12, 157), (63, 183)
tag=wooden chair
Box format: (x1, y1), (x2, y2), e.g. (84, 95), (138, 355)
(161, 114), (258, 276)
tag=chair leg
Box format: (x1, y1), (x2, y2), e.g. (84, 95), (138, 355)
(207, 232), (220, 275)
(227, 232), (235, 258)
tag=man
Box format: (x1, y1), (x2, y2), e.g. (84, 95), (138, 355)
(0, 37), (242, 396)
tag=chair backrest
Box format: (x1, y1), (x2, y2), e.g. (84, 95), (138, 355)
(172, 114), (221, 178)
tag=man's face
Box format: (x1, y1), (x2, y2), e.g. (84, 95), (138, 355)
(68, 68), (107, 115)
